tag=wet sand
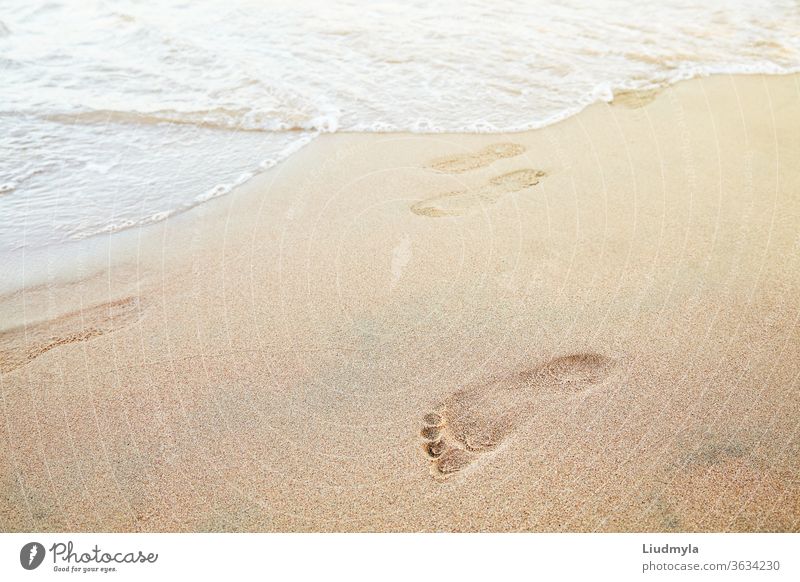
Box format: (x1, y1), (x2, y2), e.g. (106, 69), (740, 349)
(1, 73), (799, 532)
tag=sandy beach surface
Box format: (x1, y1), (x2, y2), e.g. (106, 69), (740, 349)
(1, 73), (799, 532)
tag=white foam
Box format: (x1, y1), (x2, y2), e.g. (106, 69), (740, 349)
(1, 0), (799, 252)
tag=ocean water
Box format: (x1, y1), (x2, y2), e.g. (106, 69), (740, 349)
(1, 0), (799, 252)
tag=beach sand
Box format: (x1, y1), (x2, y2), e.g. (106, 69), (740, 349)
(1, 73), (799, 532)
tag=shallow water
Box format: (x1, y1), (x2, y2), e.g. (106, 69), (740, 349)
(1, 0), (799, 250)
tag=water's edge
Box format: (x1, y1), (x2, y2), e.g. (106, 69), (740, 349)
(1, 70), (798, 298)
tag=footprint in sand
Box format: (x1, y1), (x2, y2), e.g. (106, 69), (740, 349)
(411, 168), (546, 218)
(419, 353), (618, 480)
(425, 142), (526, 174)
(612, 88), (660, 109)
(0, 296), (143, 373)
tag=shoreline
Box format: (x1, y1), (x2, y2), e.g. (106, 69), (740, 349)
(4, 70), (797, 300)
(1, 73), (799, 532)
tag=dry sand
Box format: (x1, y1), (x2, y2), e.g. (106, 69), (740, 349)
(1, 73), (799, 532)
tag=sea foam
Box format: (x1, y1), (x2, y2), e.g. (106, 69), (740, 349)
(1, 0), (799, 251)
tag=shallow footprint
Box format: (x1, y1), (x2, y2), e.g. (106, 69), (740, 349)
(520, 353), (618, 392)
(612, 88), (660, 109)
(420, 352), (617, 480)
(0, 296), (144, 373)
(411, 169), (545, 218)
(425, 142), (526, 174)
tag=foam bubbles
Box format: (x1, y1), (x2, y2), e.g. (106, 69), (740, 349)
(0, 0), (798, 250)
